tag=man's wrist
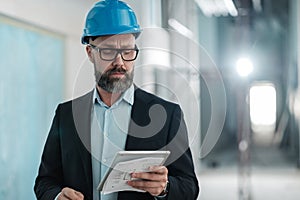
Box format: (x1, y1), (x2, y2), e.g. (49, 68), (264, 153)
(156, 180), (169, 198)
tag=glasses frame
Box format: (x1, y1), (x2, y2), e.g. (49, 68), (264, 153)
(88, 44), (139, 61)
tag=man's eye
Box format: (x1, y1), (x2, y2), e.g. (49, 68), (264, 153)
(102, 50), (115, 54)
(123, 50), (133, 55)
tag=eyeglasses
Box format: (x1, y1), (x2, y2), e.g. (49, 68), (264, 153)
(88, 44), (139, 61)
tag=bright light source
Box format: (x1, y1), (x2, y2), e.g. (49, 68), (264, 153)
(250, 84), (276, 130)
(224, 0), (238, 16)
(168, 19), (193, 39)
(195, 0), (238, 17)
(236, 57), (253, 77)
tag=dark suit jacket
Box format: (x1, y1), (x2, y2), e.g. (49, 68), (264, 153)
(34, 88), (199, 200)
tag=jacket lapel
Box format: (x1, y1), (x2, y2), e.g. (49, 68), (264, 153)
(72, 91), (94, 197)
(126, 88), (152, 150)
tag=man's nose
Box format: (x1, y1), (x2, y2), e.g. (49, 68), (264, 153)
(112, 53), (124, 65)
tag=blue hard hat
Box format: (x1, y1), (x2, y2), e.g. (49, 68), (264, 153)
(81, 0), (141, 44)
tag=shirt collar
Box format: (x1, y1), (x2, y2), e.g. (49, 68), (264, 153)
(122, 84), (134, 106)
(93, 84), (134, 107)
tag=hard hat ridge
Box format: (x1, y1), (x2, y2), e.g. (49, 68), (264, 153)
(81, 0), (141, 44)
(105, 0), (118, 3)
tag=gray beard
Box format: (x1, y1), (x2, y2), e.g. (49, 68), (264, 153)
(96, 69), (134, 93)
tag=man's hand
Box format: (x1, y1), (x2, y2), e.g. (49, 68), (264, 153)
(127, 166), (168, 196)
(57, 187), (84, 200)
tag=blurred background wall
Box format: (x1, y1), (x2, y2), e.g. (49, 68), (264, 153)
(0, 0), (299, 199)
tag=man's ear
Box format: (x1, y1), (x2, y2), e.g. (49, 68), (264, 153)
(86, 45), (94, 62)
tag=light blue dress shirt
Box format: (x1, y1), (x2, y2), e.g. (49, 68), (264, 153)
(91, 85), (134, 200)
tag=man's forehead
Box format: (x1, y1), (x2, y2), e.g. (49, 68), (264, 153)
(97, 34), (135, 46)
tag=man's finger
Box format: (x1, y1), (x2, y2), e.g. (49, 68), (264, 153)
(149, 166), (168, 174)
(61, 187), (84, 200)
(127, 180), (166, 196)
(131, 171), (167, 182)
(129, 180), (166, 188)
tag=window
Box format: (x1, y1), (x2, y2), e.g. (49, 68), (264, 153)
(249, 83), (276, 133)
(0, 15), (64, 199)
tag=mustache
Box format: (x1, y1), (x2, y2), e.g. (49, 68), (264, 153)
(106, 67), (127, 75)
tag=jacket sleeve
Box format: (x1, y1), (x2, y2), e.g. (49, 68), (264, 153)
(165, 105), (199, 200)
(34, 105), (63, 200)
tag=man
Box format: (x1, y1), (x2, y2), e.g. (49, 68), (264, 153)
(34, 0), (199, 199)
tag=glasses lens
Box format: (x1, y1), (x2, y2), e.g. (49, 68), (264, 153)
(97, 48), (138, 61)
(100, 49), (118, 60)
(121, 50), (137, 61)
